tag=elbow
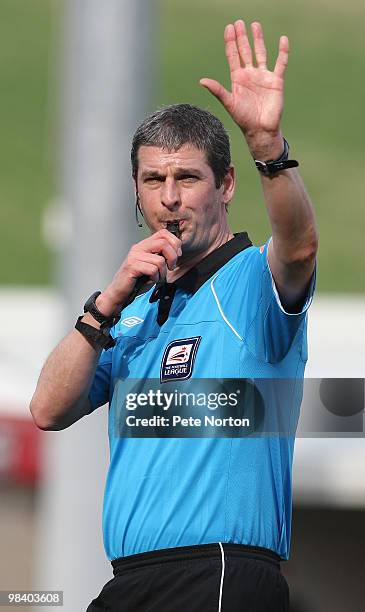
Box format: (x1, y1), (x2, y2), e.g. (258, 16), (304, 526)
(297, 241), (318, 267)
(272, 226), (319, 268)
(29, 395), (88, 431)
(304, 226), (319, 260)
(296, 225), (319, 263)
(29, 398), (59, 431)
(285, 233), (319, 267)
(306, 230), (319, 261)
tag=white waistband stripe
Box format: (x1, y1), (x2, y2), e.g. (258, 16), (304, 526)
(218, 542), (225, 612)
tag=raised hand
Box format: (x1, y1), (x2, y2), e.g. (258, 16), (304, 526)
(200, 21), (289, 158)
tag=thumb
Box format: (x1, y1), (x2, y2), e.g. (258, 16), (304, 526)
(199, 78), (232, 110)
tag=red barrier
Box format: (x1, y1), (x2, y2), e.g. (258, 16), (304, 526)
(0, 414), (41, 485)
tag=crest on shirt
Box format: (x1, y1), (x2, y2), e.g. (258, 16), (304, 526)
(160, 337), (201, 383)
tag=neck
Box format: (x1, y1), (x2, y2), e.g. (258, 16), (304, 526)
(166, 229), (234, 283)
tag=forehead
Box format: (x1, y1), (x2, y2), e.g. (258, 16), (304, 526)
(137, 144), (210, 173)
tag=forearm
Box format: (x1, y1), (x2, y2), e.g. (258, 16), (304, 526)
(247, 132), (318, 263)
(260, 168), (318, 262)
(30, 230), (182, 431)
(30, 313), (102, 430)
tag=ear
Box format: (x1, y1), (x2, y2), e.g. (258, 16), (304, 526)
(221, 166), (235, 208)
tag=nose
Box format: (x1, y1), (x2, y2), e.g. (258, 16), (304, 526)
(160, 178), (180, 210)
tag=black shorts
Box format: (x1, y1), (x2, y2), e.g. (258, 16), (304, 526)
(87, 542), (289, 612)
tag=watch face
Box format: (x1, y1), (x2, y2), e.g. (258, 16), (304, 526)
(84, 291), (102, 317)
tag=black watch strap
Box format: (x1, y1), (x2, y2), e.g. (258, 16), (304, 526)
(83, 291), (121, 328)
(255, 138), (299, 176)
(75, 316), (116, 350)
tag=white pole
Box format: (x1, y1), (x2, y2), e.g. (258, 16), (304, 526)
(34, 1), (154, 610)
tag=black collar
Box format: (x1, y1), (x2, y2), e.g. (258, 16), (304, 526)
(149, 233), (252, 326)
(168, 231), (252, 295)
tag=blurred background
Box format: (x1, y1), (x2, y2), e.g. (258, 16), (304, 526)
(0, 0), (364, 610)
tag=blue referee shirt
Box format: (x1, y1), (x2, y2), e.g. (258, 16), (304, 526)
(89, 233), (315, 561)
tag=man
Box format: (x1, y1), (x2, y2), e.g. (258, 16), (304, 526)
(31, 20), (318, 612)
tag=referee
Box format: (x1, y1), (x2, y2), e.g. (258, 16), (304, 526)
(30, 20), (318, 611)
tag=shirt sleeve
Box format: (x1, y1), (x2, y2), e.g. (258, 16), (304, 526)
(88, 347), (113, 412)
(244, 238), (316, 364)
(215, 238), (315, 364)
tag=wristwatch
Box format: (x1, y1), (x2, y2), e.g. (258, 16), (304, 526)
(83, 291), (121, 328)
(75, 316), (116, 350)
(74, 290), (121, 351)
(254, 138), (299, 176)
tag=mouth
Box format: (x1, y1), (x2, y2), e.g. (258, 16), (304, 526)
(164, 219), (186, 237)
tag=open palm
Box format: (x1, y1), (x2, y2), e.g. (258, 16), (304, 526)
(200, 21), (289, 136)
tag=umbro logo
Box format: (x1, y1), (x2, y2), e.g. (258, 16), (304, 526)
(121, 316), (144, 328)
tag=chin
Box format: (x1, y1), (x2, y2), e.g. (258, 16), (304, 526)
(180, 232), (193, 248)
(181, 239), (202, 257)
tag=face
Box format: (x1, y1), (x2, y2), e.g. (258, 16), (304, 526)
(135, 144), (235, 257)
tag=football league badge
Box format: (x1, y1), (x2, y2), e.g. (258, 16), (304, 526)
(160, 337), (201, 382)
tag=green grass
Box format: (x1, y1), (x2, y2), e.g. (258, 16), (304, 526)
(0, 0), (59, 284)
(0, 0), (363, 291)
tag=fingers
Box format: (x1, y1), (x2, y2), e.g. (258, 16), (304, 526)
(224, 23), (241, 72)
(274, 35), (289, 78)
(153, 242), (180, 271)
(251, 22), (267, 70)
(141, 229), (182, 254)
(223, 20), (286, 73)
(126, 248), (170, 284)
(108, 230), (182, 301)
(199, 78), (232, 110)
(133, 253), (168, 282)
(233, 20), (253, 68)
(136, 230), (182, 270)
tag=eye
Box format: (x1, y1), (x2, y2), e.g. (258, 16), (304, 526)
(179, 174), (198, 182)
(145, 176), (164, 184)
